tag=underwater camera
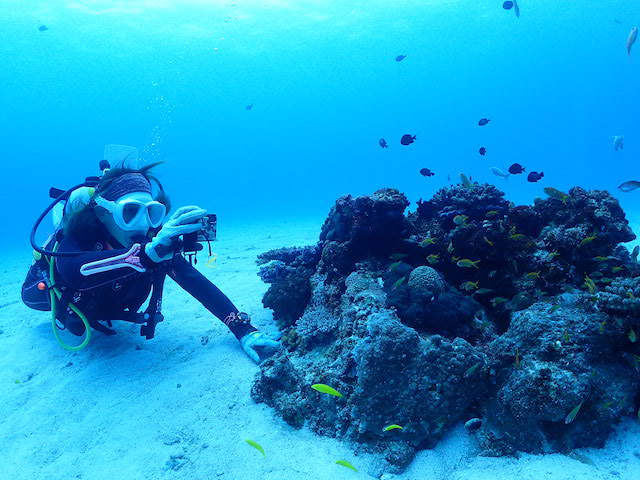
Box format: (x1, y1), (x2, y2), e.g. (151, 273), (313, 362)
(181, 213), (217, 263)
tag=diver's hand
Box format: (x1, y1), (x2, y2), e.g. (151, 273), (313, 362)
(145, 206), (207, 263)
(240, 331), (282, 364)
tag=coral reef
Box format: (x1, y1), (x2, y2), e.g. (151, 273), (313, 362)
(252, 183), (640, 473)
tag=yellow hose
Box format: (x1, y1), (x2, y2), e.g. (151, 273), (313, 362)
(48, 243), (91, 351)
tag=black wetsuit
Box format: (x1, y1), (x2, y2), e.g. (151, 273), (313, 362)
(55, 232), (257, 340)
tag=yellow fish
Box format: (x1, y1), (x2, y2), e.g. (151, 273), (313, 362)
(461, 280), (479, 291)
(311, 384), (344, 398)
(383, 424), (404, 432)
(457, 259), (481, 269)
(420, 237), (437, 247)
(453, 214), (469, 226)
(593, 256), (609, 262)
(486, 210), (499, 218)
(546, 250), (560, 261)
(426, 254), (440, 265)
(543, 187), (570, 204)
(510, 233), (526, 240)
(483, 236), (494, 247)
(564, 402), (583, 424)
(245, 439), (266, 457)
(393, 276), (407, 289)
(491, 297), (508, 305)
(336, 460), (358, 472)
(612, 266), (625, 273)
(389, 261), (403, 272)
(525, 271), (541, 279)
(630, 327), (637, 343)
(579, 233), (598, 247)
(583, 275), (597, 294)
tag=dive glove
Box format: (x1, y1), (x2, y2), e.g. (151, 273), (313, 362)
(145, 206), (207, 263)
(240, 331), (282, 364)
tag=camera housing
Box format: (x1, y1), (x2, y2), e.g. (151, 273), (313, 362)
(182, 213), (217, 254)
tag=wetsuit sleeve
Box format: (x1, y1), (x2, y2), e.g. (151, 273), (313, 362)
(168, 255), (257, 340)
(56, 236), (152, 290)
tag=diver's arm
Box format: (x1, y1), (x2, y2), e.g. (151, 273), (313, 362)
(167, 255), (258, 340)
(55, 236), (152, 289)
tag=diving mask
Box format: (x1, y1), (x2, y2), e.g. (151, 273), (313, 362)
(94, 195), (166, 232)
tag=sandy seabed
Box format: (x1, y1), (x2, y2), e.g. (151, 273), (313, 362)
(1, 217), (640, 480)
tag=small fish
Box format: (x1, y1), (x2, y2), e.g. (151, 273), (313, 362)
(461, 280), (479, 291)
(483, 236), (494, 247)
(543, 187), (570, 204)
(479, 147), (487, 156)
(491, 296), (508, 305)
(457, 259), (481, 269)
(379, 138), (389, 149)
(420, 168), (435, 177)
(383, 424), (404, 432)
(508, 163), (526, 175)
(584, 275), (597, 294)
(311, 384), (344, 398)
(612, 266), (624, 273)
(549, 304), (560, 313)
(490, 167), (510, 180)
(601, 277), (613, 284)
(601, 401), (614, 410)
(599, 321), (607, 334)
(579, 233), (597, 247)
(503, 1), (514, 10)
(589, 271), (603, 279)
(38, 25), (49, 32)
(566, 451), (595, 467)
(613, 135), (624, 151)
(478, 118), (491, 126)
(453, 214), (469, 226)
(426, 254), (440, 265)
(486, 210), (499, 218)
(618, 181), (640, 192)
(245, 439), (266, 457)
(527, 171), (544, 183)
(627, 27), (638, 56)
(565, 402), (583, 424)
(546, 250), (560, 261)
(464, 362), (481, 378)
(474, 288), (493, 295)
(593, 256), (609, 262)
(632, 245), (640, 262)
(447, 241), (455, 254)
(389, 261), (403, 272)
(395, 55), (406, 62)
(525, 271), (541, 279)
(451, 255), (461, 262)
(510, 233), (526, 240)
(514, 348), (521, 368)
(628, 291), (636, 299)
(400, 134), (416, 145)
(630, 327), (637, 343)
(420, 237), (437, 246)
(393, 276), (407, 289)
(336, 460), (358, 472)
(562, 329), (571, 343)
(459, 173), (473, 189)
(246, 104), (253, 110)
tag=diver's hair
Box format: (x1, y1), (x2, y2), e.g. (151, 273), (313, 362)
(64, 161), (171, 245)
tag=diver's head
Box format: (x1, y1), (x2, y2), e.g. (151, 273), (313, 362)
(93, 173), (166, 247)
(64, 162), (170, 248)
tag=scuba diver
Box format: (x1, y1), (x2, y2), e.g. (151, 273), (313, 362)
(22, 155), (280, 362)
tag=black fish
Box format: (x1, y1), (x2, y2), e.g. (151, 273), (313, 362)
(400, 134), (416, 146)
(38, 25), (48, 32)
(379, 138), (388, 149)
(503, 1), (514, 10)
(395, 55), (406, 62)
(420, 168), (434, 177)
(478, 118), (490, 126)
(508, 163), (526, 174)
(479, 147), (487, 156)
(527, 171), (544, 183)
(246, 104), (253, 110)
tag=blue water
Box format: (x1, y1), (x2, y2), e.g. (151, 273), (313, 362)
(1, 0), (639, 250)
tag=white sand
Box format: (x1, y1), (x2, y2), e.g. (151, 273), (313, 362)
(1, 218), (639, 480)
